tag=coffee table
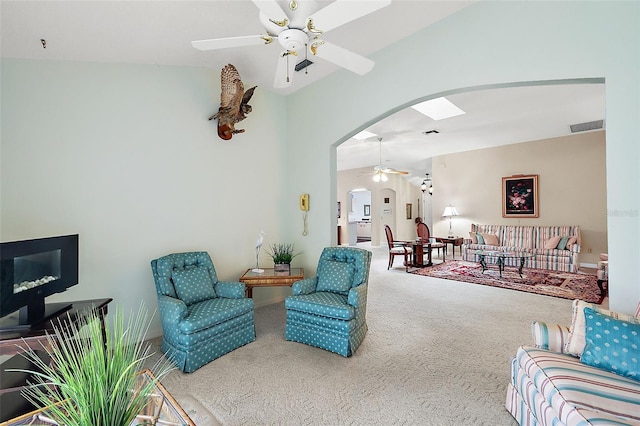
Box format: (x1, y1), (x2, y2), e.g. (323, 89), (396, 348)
(239, 268), (304, 298)
(474, 250), (534, 278)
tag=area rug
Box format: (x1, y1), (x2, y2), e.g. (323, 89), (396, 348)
(410, 260), (604, 303)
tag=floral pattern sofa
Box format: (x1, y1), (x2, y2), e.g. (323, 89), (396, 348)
(462, 224), (581, 273)
(506, 299), (640, 425)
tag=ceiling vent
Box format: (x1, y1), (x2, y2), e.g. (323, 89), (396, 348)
(422, 130), (440, 135)
(295, 59), (313, 72)
(570, 120), (604, 133)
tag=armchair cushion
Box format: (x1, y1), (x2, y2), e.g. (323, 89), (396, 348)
(172, 266), (216, 305)
(285, 292), (354, 320)
(316, 260), (355, 295)
(177, 297), (254, 334)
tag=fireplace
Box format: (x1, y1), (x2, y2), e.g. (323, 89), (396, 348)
(1, 234), (79, 329)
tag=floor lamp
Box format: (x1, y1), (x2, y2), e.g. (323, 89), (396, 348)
(442, 205), (459, 238)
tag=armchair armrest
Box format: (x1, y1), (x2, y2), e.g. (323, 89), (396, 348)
(157, 295), (187, 325)
(215, 281), (246, 299)
(292, 277), (318, 295)
(531, 321), (570, 353)
(348, 284), (367, 308)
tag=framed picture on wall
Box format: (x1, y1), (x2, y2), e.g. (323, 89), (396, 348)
(502, 174), (539, 218)
(406, 203), (412, 220)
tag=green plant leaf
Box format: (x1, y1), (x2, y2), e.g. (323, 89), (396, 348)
(11, 303), (174, 426)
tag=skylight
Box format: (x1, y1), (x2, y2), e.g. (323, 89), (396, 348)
(411, 97), (465, 121)
(352, 130), (377, 140)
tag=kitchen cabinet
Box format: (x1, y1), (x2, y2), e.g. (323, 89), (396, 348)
(357, 221), (371, 240)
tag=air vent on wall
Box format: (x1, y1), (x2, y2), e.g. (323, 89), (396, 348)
(295, 59), (313, 72)
(570, 120), (604, 133)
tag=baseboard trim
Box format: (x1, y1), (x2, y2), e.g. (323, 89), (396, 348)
(580, 262), (597, 269)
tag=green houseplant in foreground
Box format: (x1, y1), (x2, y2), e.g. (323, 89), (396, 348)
(13, 304), (174, 426)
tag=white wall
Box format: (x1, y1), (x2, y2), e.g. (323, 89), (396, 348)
(286, 2), (640, 314)
(0, 60), (288, 336)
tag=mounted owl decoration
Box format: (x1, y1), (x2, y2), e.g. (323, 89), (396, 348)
(209, 64), (256, 140)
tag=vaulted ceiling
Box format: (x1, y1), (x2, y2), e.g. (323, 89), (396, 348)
(1, 1), (605, 184)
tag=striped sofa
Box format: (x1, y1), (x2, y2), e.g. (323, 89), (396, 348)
(506, 300), (640, 425)
(462, 224), (581, 273)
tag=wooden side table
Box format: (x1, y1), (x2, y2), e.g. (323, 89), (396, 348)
(239, 268), (304, 298)
(435, 237), (464, 259)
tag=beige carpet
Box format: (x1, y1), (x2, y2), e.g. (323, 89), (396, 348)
(148, 244), (592, 425)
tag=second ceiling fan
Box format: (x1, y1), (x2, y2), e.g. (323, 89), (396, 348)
(372, 137), (408, 182)
(191, 0), (391, 88)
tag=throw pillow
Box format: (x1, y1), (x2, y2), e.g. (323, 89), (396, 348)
(172, 266), (217, 305)
(481, 233), (499, 246)
(566, 235), (578, 249)
(543, 235), (562, 250)
(566, 299), (639, 357)
(316, 260), (355, 295)
(557, 235), (570, 250)
(469, 232), (478, 244)
(476, 233), (485, 245)
(581, 307), (640, 382)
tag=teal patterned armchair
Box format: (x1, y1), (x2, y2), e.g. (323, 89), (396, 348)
(285, 247), (372, 357)
(151, 252), (255, 373)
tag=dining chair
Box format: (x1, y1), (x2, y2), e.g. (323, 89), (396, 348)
(384, 225), (412, 271)
(417, 222), (446, 260)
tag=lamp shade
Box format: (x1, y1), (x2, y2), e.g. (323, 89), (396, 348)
(442, 205), (459, 218)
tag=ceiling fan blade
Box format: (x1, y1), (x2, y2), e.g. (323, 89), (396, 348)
(251, 0), (288, 22)
(308, 0), (391, 33)
(311, 40), (375, 75)
(274, 52), (296, 88)
(383, 168), (409, 175)
(191, 35), (267, 51)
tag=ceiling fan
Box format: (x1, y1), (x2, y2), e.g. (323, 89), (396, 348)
(191, 0), (391, 88)
(371, 137), (408, 182)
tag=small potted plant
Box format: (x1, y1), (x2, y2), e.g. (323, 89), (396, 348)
(266, 243), (300, 274)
